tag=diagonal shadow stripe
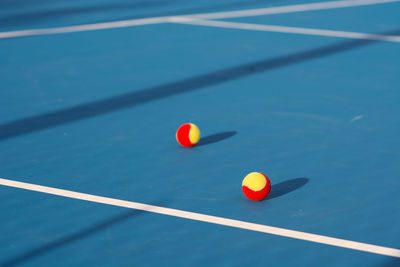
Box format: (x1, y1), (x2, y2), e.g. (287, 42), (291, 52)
(0, 0), (271, 29)
(1, 29), (399, 141)
(0, 0), (170, 29)
(268, 178), (308, 199)
(0, 210), (142, 267)
(196, 131), (237, 147)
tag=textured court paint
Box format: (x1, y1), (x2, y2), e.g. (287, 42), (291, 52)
(0, 178), (400, 258)
(1, 1), (400, 266)
(171, 19), (400, 43)
(188, 123), (201, 144)
(0, 17), (170, 39)
(188, 0), (400, 19)
(0, 0), (399, 39)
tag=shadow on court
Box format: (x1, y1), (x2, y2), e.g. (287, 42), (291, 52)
(0, 210), (143, 267)
(268, 178), (309, 199)
(197, 131), (237, 147)
(112, 0), (289, 23)
(0, 0), (170, 29)
(381, 258), (400, 267)
(0, 0), (279, 29)
(1, 29), (400, 141)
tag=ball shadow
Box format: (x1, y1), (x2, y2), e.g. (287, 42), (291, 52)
(197, 131), (237, 147)
(268, 178), (309, 199)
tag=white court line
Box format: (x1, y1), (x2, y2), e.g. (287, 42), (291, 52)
(0, 177), (399, 258)
(170, 18), (400, 43)
(0, 0), (399, 39)
(188, 0), (400, 19)
(0, 17), (169, 39)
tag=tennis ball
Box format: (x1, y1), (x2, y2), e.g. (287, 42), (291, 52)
(242, 172), (271, 201)
(176, 123), (201, 147)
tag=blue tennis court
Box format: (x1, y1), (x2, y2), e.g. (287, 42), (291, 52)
(1, 0), (400, 266)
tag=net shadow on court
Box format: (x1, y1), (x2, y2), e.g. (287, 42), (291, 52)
(1, 28), (399, 141)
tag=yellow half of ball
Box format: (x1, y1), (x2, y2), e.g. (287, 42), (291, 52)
(188, 123), (201, 145)
(242, 172), (267, 191)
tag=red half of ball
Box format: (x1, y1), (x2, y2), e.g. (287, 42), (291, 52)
(176, 123), (194, 147)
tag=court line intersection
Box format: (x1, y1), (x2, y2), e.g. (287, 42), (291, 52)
(169, 18), (400, 43)
(1, 0), (400, 261)
(0, 0), (399, 39)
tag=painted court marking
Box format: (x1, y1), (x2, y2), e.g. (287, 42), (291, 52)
(169, 18), (400, 43)
(0, 17), (169, 39)
(187, 0), (400, 19)
(1, 178), (399, 258)
(0, 0), (399, 39)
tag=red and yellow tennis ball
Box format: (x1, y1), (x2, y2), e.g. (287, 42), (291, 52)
(242, 172), (271, 201)
(176, 123), (201, 147)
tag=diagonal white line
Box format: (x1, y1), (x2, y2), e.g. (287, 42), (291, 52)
(0, 0), (399, 39)
(170, 18), (400, 43)
(0, 17), (169, 39)
(0, 177), (399, 258)
(187, 0), (400, 19)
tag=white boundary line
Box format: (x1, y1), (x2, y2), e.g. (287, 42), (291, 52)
(169, 18), (400, 43)
(0, 0), (399, 39)
(0, 17), (169, 39)
(187, 0), (400, 19)
(1, 177), (399, 258)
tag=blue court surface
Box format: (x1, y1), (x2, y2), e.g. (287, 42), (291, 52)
(1, 0), (400, 266)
